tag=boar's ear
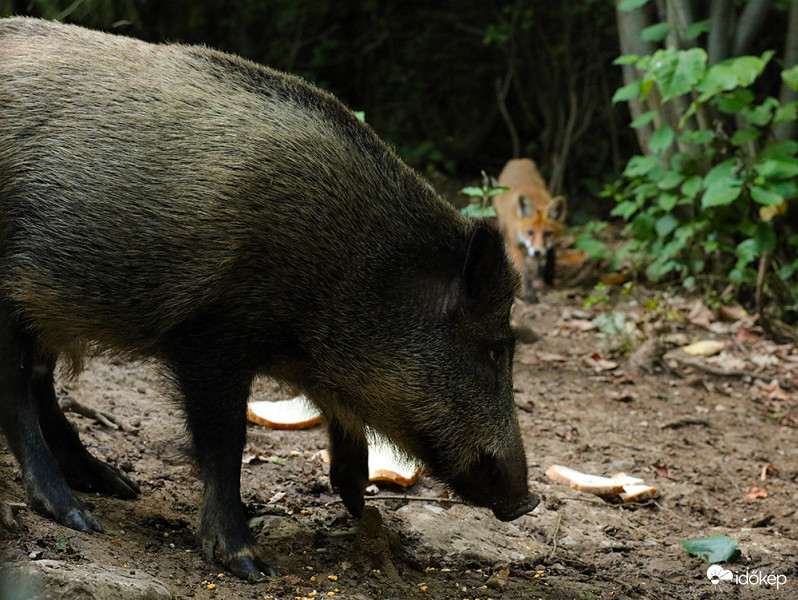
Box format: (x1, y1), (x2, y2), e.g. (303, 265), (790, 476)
(460, 225), (513, 312)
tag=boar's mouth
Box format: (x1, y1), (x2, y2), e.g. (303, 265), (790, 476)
(441, 451), (539, 522)
(490, 494), (540, 521)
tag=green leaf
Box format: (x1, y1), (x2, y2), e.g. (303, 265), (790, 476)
(774, 102), (798, 124)
(756, 157), (798, 179)
(459, 186), (484, 197)
(703, 159), (737, 187)
(731, 128), (759, 146)
(651, 48), (707, 101)
(611, 200), (640, 220)
(657, 171), (684, 190)
(754, 223), (777, 252)
(630, 110), (658, 128)
(714, 88), (755, 113)
(682, 176), (702, 199)
(736, 238), (759, 263)
(655, 214), (679, 237)
(613, 80), (642, 103)
(649, 124), (675, 153)
(618, 0), (650, 10)
(680, 535), (740, 563)
(641, 22), (672, 42)
(702, 177), (742, 208)
(624, 155), (659, 177)
(741, 97), (778, 127)
(685, 19), (710, 40)
(613, 54), (640, 66)
(751, 186), (784, 206)
(782, 65), (798, 91)
(678, 129), (713, 145)
(658, 193), (678, 212)
(461, 204), (497, 218)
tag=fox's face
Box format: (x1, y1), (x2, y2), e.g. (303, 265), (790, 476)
(512, 194), (567, 258)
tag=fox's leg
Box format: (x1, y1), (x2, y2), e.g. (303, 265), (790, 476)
(542, 248), (556, 285)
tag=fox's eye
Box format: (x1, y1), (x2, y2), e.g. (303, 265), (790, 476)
(527, 230), (535, 238)
(544, 231), (553, 238)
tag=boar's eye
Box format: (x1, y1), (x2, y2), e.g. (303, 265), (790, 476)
(488, 341), (512, 369)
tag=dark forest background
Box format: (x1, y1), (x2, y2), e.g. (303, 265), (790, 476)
(0, 0), (631, 213)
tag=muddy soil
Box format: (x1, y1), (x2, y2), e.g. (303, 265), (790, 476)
(1, 287), (796, 600)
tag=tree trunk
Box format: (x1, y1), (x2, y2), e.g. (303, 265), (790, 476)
(615, 0), (655, 153)
(776, 0), (798, 141)
(708, 0), (732, 64)
(733, 0), (773, 55)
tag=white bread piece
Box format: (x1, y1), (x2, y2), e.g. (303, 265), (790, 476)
(611, 472), (646, 486)
(246, 396), (323, 429)
(368, 431), (421, 487)
(618, 484), (657, 503)
(545, 465), (625, 495)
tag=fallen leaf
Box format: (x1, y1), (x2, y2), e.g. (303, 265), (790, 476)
(761, 379), (791, 401)
(760, 464), (778, 481)
(586, 353), (619, 371)
(651, 462), (676, 479)
(745, 487), (768, 500)
(682, 340), (725, 356)
(687, 299), (714, 328)
(734, 328), (762, 344)
(680, 535), (740, 563)
(717, 305), (748, 321)
(485, 567), (510, 589)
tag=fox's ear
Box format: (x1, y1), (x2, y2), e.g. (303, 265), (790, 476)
(516, 195), (537, 219)
(545, 196), (567, 222)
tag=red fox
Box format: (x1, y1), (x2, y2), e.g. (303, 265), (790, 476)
(492, 158), (567, 302)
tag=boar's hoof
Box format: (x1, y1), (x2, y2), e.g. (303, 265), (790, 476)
(27, 482), (104, 533)
(492, 494), (540, 522)
(60, 506), (104, 533)
(201, 539), (277, 581)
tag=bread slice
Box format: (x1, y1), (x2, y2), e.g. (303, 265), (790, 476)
(367, 432), (421, 487)
(246, 396), (323, 429)
(546, 465), (657, 502)
(545, 465), (625, 495)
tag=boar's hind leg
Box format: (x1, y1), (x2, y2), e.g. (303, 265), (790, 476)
(328, 419), (368, 518)
(172, 360), (276, 581)
(31, 354), (139, 499)
(0, 308), (101, 533)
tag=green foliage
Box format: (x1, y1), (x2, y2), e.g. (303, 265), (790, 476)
(459, 180), (504, 219)
(680, 535), (741, 563)
(610, 44), (798, 316)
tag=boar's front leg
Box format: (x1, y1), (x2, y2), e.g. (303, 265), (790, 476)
(171, 358), (276, 581)
(0, 308), (102, 533)
(328, 419), (369, 518)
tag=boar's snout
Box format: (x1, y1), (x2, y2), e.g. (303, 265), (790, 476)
(449, 451), (539, 522)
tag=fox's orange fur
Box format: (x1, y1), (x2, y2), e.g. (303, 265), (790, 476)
(492, 158), (566, 302)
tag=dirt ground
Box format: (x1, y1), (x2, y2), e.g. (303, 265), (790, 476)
(1, 283), (797, 600)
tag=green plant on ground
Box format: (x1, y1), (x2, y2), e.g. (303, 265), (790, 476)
(609, 40), (798, 325)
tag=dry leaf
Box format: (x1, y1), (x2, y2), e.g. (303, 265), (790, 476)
(717, 305), (748, 321)
(486, 568), (510, 589)
(744, 487), (768, 500)
(760, 464), (778, 481)
(651, 462), (675, 480)
(682, 340), (725, 356)
(687, 299), (714, 328)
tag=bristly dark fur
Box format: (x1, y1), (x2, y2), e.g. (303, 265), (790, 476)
(0, 17), (535, 579)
